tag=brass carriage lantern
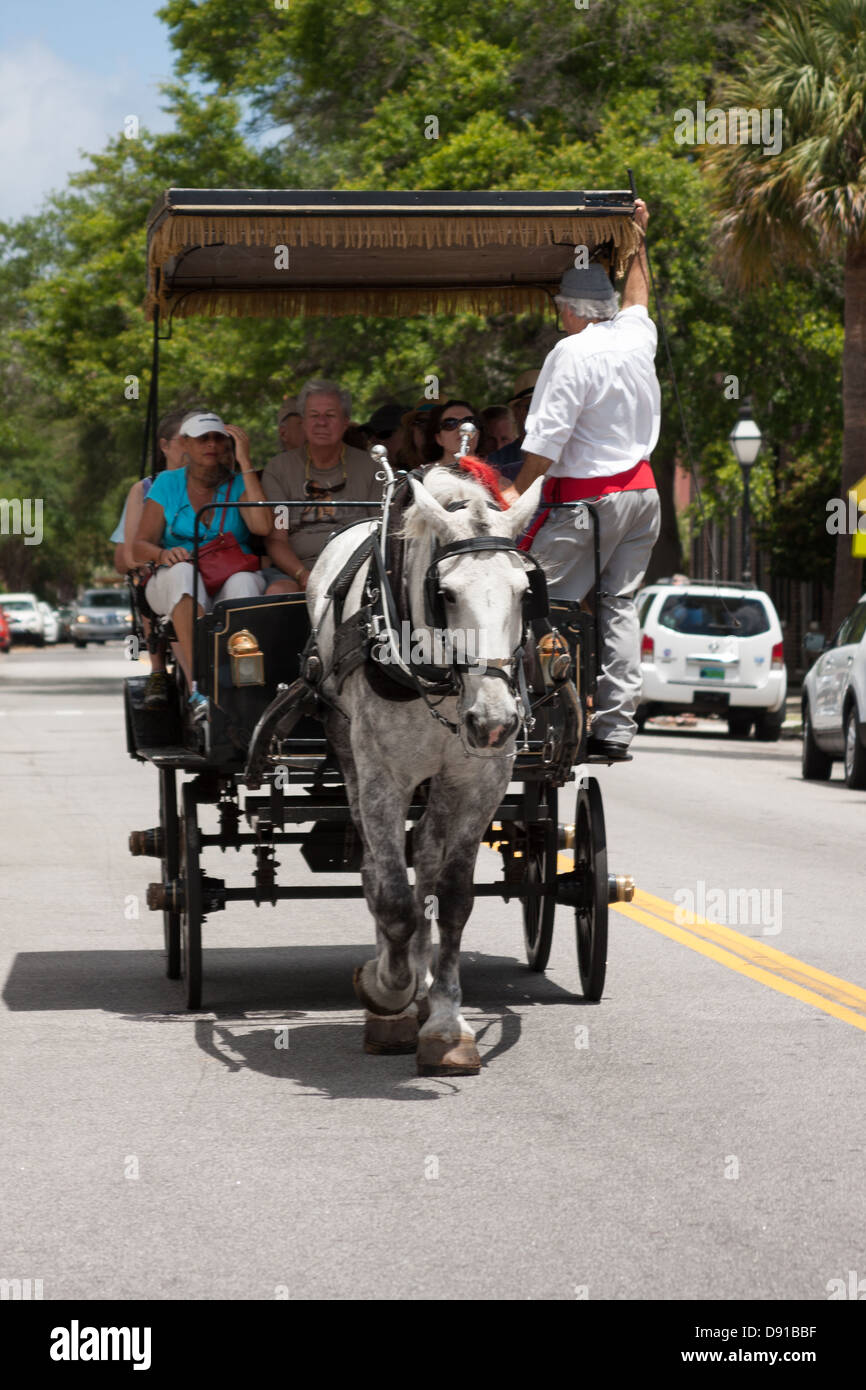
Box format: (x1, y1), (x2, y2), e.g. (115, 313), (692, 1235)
(228, 629), (265, 686)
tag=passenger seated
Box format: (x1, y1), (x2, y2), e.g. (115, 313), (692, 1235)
(132, 412), (271, 718)
(423, 399), (482, 465)
(478, 404), (517, 458)
(277, 397), (304, 451)
(109, 407), (189, 708)
(362, 401), (409, 467)
(260, 379), (382, 593)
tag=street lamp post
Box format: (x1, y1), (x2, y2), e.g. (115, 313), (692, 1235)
(728, 399), (762, 584)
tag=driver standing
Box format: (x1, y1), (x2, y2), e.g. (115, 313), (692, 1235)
(512, 199), (661, 759)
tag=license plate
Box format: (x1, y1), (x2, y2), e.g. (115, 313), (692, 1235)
(699, 666), (726, 679)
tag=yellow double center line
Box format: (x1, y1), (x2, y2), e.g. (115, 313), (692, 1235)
(608, 881), (866, 1034)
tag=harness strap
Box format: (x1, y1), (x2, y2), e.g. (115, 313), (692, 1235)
(327, 532), (377, 628)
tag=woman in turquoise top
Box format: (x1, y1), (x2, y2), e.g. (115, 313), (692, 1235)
(132, 411), (272, 717)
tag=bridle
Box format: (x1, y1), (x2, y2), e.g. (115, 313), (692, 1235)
(406, 500), (548, 742)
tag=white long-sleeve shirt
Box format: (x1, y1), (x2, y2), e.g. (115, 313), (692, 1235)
(522, 305), (661, 478)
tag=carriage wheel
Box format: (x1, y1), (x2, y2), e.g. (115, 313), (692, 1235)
(522, 783), (558, 972)
(180, 783), (203, 1009)
(159, 768), (181, 979)
(574, 778), (608, 1001)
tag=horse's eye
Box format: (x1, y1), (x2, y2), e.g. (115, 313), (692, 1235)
(441, 588), (456, 605)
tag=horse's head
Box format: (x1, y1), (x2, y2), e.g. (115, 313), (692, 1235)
(403, 469), (545, 750)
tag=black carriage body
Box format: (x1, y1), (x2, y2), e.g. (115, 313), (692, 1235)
(196, 592), (319, 766)
(124, 186), (638, 1008)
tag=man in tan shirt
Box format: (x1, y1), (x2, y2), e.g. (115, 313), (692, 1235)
(261, 379), (383, 593)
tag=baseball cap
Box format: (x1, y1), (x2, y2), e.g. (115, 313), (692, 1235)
(558, 262), (616, 300)
(277, 397), (300, 424)
(364, 402), (409, 435)
(180, 411), (230, 438)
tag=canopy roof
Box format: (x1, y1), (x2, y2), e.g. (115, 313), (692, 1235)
(145, 189), (640, 321)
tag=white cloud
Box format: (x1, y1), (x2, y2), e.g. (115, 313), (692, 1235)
(0, 39), (173, 221)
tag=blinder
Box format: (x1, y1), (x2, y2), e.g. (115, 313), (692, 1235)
(423, 534), (549, 636)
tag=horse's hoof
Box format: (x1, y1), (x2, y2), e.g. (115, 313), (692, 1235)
(353, 961), (417, 1017)
(364, 1009), (419, 1055)
(415, 996), (431, 1025)
(416, 1036), (481, 1077)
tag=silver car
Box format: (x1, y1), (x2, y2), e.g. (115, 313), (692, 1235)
(71, 588), (133, 647)
(801, 593), (866, 789)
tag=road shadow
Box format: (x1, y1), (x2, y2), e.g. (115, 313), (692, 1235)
(3, 945), (577, 1099)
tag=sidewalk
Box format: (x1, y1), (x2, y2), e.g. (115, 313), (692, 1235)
(783, 686), (802, 738)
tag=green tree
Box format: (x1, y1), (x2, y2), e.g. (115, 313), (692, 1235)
(708, 0), (866, 628)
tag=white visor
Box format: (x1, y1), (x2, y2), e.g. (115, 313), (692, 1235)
(181, 412), (229, 438)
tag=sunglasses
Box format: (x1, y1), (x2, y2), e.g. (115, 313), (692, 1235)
(372, 429), (396, 441)
(440, 416), (479, 432)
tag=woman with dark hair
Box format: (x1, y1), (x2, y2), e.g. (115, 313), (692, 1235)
(423, 399), (481, 464)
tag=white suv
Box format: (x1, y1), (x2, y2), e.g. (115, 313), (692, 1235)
(801, 593), (866, 789)
(636, 580), (788, 741)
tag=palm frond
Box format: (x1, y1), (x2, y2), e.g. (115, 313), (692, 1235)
(707, 0), (866, 284)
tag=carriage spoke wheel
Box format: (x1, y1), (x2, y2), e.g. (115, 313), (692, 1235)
(522, 783), (558, 972)
(179, 783), (203, 1010)
(159, 769), (181, 979)
(574, 778), (608, 1001)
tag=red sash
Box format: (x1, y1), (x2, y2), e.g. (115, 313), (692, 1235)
(518, 458), (655, 551)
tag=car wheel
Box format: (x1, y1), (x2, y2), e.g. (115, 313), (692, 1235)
(634, 703), (649, 732)
(754, 707), (784, 742)
(843, 705), (866, 790)
(73, 640), (87, 649)
(727, 711), (752, 738)
(801, 703), (832, 781)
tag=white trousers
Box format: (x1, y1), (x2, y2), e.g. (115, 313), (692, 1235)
(531, 489), (661, 744)
(145, 562), (266, 616)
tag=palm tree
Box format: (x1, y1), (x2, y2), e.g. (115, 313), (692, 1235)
(707, 0), (866, 631)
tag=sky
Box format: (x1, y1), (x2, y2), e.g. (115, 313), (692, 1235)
(0, 1), (179, 221)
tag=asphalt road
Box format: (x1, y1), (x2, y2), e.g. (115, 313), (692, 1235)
(1, 643), (864, 1301)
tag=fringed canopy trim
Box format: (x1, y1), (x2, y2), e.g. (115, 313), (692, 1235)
(144, 193), (641, 321)
(150, 284), (562, 321)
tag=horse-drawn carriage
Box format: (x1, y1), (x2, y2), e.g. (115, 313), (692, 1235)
(125, 190), (638, 1071)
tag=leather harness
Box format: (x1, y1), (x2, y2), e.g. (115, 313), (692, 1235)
(314, 468), (547, 736)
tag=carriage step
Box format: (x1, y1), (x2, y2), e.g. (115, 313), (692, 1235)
(129, 828), (163, 858)
(137, 746), (211, 768)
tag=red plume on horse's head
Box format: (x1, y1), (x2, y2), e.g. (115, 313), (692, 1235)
(457, 455), (507, 508)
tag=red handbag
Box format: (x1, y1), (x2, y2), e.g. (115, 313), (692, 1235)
(196, 486), (261, 597)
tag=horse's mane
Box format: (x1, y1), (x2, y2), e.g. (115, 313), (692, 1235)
(400, 459), (505, 541)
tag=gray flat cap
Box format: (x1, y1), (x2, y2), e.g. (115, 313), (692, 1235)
(559, 262), (616, 300)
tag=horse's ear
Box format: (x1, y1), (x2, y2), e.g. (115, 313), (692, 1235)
(504, 476), (545, 539)
(406, 477), (458, 542)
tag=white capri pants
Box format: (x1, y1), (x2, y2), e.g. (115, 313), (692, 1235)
(145, 562), (266, 616)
